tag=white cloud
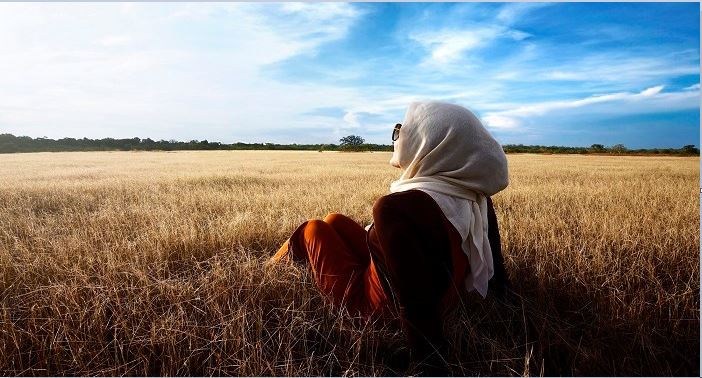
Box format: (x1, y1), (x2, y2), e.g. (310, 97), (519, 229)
(270, 2), (365, 56)
(539, 53), (699, 84)
(482, 114), (519, 129)
(99, 35), (131, 47)
(119, 2), (136, 14)
(407, 2), (543, 66)
(410, 26), (530, 65)
(506, 30), (532, 41)
(496, 2), (556, 24)
(410, 28), (494, 64)
(639, 85), (664, 96)
(342, 111), (360, 128)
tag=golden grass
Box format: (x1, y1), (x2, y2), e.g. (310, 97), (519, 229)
(0, 150), (698, 376)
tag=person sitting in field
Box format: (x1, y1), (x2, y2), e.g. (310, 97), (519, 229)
(269, 101), (510, 374)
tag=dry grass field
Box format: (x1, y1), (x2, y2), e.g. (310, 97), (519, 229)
(0, 150), (698, 376)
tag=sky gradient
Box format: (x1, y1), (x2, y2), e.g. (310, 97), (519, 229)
(0, 2), (699, 148)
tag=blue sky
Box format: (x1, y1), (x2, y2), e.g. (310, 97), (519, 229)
(0, 2), (699, 148)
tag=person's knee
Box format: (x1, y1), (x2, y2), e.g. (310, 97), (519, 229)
(324, 212), (359, 232)
(305, 218), (327, 232)
(303, 219), (332, 241)
(323, 212), (344, 224)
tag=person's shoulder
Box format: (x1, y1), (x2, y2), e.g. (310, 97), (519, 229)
(372, 189), (438, 218)
(374, 189), (430, 206)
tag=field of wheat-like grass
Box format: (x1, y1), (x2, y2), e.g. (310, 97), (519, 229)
(0, 150), (698, 376)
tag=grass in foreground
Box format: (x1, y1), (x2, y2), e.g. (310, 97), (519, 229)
(0, 151), (698, 376)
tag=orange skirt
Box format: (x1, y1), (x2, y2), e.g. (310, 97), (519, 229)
(270, 212), (468, 318)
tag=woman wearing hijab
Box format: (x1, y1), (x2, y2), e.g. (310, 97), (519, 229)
(269, 101), (510, 373)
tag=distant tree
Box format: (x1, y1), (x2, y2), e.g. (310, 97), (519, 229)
(590, 144), (605, 151)
(339, 135), (365, 151)
(611, 144), (627, 153)
(681, 144), (699, 155)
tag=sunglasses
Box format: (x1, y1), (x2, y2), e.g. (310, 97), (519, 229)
(392, 123), (402, 141)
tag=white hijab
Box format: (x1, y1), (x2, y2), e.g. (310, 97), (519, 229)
(388, 101), (509, 298)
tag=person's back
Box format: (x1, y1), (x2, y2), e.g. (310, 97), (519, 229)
(368, 188), (505, 371)
(368, 189), (468, 315)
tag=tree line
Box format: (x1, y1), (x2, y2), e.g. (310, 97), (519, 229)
(0, 134), (393, 153)
(502, 143), (699, 156)
(0, 133), (698, 156)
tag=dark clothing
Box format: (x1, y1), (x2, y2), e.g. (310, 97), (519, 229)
(367, 189), (469, 315)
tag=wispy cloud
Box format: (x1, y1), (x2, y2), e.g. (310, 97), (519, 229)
(538, 52), (699, 84)
(342, 111), (361, 129)
(496, 2), (556, 24)
(98, 35), (131, 47)
(482, 85), (699, 130)
(407, 2), (542, 66)
(410, 26), (529, 65)
(264, 2), (365, 56)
